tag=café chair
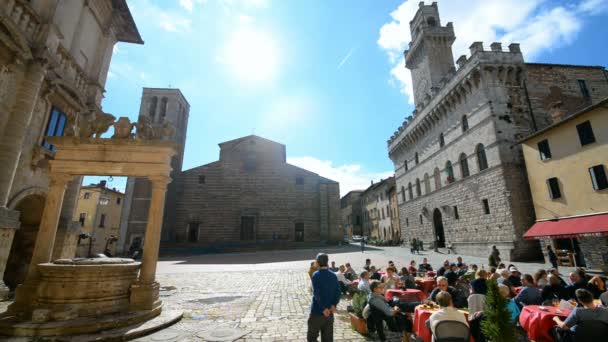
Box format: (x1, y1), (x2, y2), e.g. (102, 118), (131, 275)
(433, 320), (470, 342)
(600, 291), (608, 307)
(572, 320), (608, 341)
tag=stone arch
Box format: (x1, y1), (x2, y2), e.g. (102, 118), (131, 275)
(7, 186), (47, 210)
(4, 193), (46, 290)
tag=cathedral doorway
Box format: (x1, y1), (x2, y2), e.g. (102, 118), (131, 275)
(240, 216), (255, 240)
(433, 208), (446, 248)
(294, 223), (304, 242)
(4, 194), (45, 290)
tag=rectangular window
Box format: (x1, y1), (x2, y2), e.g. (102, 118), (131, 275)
(547, 177), (562, 199)
(240, 216), (255, 240)
(84, 192), (90, 199)
(538, 139), (552, 160)
(116, 197), (121, 205)
(99, 214), (106, 228)
(42, 107), (67, 151)
(453, 206), (459, 220)
(295, 223), (304, 242)
(188, 222), (199, 242)
(589, 165), (608, 191)
(99, 198), (109, 205)
(198, 175), (205, 184)
(482, 199), (490, 215)
(406, 217), (409, 227)
(576, 121), (596, 146)
(419, 215), (423, 224)
(79, 213), (86, 227)
(381, 208), (385, 219)
(296, 176), (304, 185)
(578, 79), (590, 99)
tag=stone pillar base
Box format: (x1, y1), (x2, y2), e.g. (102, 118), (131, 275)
(0, 206), (20, 299)
(7, 280), (40, 317)
(129, 281), (162, 311)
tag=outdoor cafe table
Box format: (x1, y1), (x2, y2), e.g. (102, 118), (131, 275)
(415, 278), (436, 294)
(413, 305), (470, 342)
(519, 305), (571, 342)
(385, 289), (426, 302)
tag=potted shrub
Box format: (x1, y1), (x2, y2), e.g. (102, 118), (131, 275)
(481, 279), (516, 342)
(349, 291), (368, 334)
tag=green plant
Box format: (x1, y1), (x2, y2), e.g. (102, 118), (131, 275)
(351, 291), (367, 318)
(481, 279), (517, 342)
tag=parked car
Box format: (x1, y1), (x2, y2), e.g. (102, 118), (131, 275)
(352, 235), (362, 242)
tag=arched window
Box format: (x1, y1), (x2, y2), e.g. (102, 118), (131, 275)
(446, 161), (455, 184)
(439, 133), (445, 148)
(462, 115), (469, 132)
(415, 178), (421, 197)
(424, 173), (431, 194)
(408, 182), (413, 200)
(149, 96), (158, 118)
(415, 152), (419, 165)
(459, 153), (470, 178)
(404, 159), (408, 172)
(477, 144), (488, 171)
(434, 167), (441, 190)
(159, 97), (168, 122)
(401, 186), (406, 202)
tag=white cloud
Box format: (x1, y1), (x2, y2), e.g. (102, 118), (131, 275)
(287, 157), (393, 197)
(180, 0), (193, 12)
(130, 0), (192, 33)
(378, 0), (604, 103)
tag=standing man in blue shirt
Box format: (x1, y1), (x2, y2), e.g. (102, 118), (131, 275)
(308, 253), (341, 342)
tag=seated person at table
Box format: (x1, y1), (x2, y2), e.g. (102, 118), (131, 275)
(553, 288), (608, 341)
(344, 263), (356, 281)
(367, 281), (413, 342)
(587, 276), (606, 299)
(381, 266), (399, 289)
(462, 264), (477, 281)
(358, 271), (371, 294)
(542, 274), (568, 303)
(514, 274), (542, 308)
(498, 284), (520, 322)
(497, 269), (515, 294)
(565, 271), (588, 299)
(428, 291), (469, 338)
(408, 260), (417, 275)
(436, 260), (450, 277)
(369, 266), (382, 281)
(549, 268), (568, 287)
(399, 267), (418, 289)
(508, 266), (523, 287)
(488, 267), (500, 280)
(329, 261), (339, 272)
(363, 258), (372, 272)
(456, 256), (466, 268)
(335, 265), (352, 294)
(429, 277), (466, 308)
(534, 269), (549, 287)
(471, 269), (488, 295)
(418, 258), (433, 273)
(388, 260), (395, 268)
(444, 264), (459, 286)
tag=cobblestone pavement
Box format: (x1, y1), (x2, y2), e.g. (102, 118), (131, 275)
(142, 244), (568, 341)
(0, 244), (570, 341)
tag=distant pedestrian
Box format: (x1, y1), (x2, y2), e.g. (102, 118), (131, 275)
(547, 245), (558, 270)
(360, 238), (365, 253)
(489, 245), (501, 267)
(418, 239), (424, 251)
(308, 253), (340, 342)
(411, 238), (418, 254)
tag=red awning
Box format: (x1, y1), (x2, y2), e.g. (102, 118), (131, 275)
(523, 213), (608, 240)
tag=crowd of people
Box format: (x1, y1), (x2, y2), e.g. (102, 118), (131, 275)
(307, 253), (608, 342)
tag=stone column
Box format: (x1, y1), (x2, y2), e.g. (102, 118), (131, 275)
(9, 173), (71, 314)
(0, 59), (47, 207)
(130, 176), (169, 311)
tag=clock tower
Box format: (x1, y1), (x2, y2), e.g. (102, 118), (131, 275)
(404, 2), (455, 108)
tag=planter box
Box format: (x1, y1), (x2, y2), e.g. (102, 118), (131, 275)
(349, 313), (368, 335)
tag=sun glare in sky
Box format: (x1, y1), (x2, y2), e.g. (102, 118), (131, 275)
(222, 28), (280, 84)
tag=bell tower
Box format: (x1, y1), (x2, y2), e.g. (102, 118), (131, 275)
(405, 2), (455, 108)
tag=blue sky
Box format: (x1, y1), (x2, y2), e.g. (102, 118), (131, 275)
(86, 0), (608, 195)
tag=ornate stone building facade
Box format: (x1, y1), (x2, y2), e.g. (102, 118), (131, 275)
(360, 177), (400, 242)
(118, 88), (190, 254)
(0, 0), (141, 293)
(163, 135), (341, 250)
(387, 3), (608, 260)
(340, 190), (363, 239)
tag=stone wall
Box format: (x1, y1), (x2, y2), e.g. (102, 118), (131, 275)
(168, 136), (341, 248)
(576, 237), (608, 272)
(525, 64), (608, 130)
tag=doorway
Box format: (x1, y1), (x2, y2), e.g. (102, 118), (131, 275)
(240, 216), (255, 240)
(433, 208), (446, 248)
(295, 223), (304, 242)
(187, 222), (199, 242)
(4, 194), (45, 290)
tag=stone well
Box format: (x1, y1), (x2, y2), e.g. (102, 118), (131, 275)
(36, 258), (140, 319)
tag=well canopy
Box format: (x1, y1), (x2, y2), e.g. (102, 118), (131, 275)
(523, 213), (608, 240)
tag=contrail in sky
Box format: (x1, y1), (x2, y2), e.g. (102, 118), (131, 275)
(337, 47), (356, 69)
